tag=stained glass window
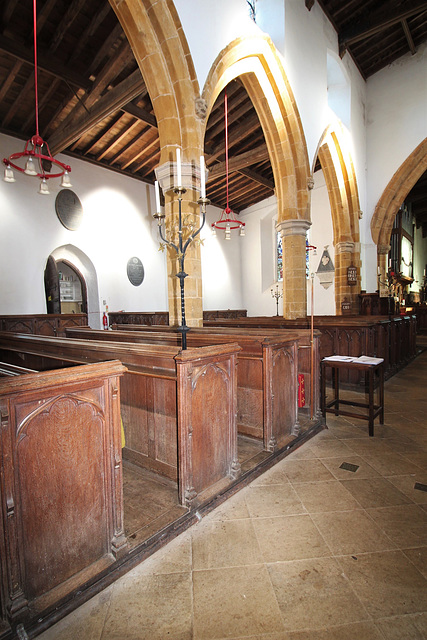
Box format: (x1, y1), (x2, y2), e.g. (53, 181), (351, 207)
(276, 231), (283, 282)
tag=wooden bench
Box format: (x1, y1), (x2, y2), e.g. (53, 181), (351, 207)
(66, 325), (321, 450)
(0, 360), (127, 625)
(0, 332), (241, 508)
(0, 313), (88, 336)
(201, 315), (417, 382)
(0, 362), (38, 377)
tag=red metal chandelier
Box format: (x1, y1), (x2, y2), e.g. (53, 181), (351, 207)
(3, 0), (72, 194)
(211, 90), (245, 239)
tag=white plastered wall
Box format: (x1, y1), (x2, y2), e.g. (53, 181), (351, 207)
(0, 133), (168, 324)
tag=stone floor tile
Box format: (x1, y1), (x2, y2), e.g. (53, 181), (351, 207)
(250, 463), (292, 486)
(244, 483), (306, 518)
(305, 438), (354, 458)
(366, 504), (427, 548)
(292, 480), (361, 513)
(326, 423), (372, 439)
(340, 477), (412, 508)
(321, 455), (381, 480)
(361, 451), (423, 476)
(387, 472), (427, 503)
(311, 509), (397, 555)
(203, 489), (251, 522)
(404, 547), (427, 580)
(281, 458), (335, 483)
(141, 530), (192, 575)
(267, 557), (369, 631)
(192, 565), (285, 639)
(343, 438), (394, 456)
(338, 550), (427, 618)
(286, 445), (318, 460)
(101, 571), (193, 640)
(400, 450), (427, 469)
(283, 621), (385, 639)
(36, 587), (113, 640)
(375, 614), (427, 640)
(252, 514), (330, 562)
(192, 518), (262, 570)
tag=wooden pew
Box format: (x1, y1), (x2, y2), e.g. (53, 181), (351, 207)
(0, 362), (38, 377)
(0, 360), (127, 625)
(0, 332), (241, 508)
(107, 310), (247, 326)
(66, 325), (321, 450)
(202, 315), (417, 382)
(0, 313), (88, 336)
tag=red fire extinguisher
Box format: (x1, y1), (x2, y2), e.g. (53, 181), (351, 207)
(103, 312), (108, 330)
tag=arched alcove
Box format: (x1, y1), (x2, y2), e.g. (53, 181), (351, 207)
(48, 245), (101, 328)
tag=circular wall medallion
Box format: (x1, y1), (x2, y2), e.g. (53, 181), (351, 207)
(55, 190), (83, 230)
(127, 257), (144, 286)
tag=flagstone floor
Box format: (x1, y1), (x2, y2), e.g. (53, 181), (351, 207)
(37, 346), (427, 640)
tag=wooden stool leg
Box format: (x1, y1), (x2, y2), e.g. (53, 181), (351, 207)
(334, 367), (340, 415)
(368, 367), (374, 437)
(379, 365), (384, 424)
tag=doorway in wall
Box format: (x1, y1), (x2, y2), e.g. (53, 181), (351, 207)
(44, 256), (87, 315)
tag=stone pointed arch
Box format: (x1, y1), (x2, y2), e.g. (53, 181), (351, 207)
(202, 35), (310, 318)
(314, 122), (362, 314)
(203, 35), (310, 223)
(371, 137), (427, 248)
(108, 0), (202, 159)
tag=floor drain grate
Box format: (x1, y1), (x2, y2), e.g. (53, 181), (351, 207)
(339, 462), (360, 473)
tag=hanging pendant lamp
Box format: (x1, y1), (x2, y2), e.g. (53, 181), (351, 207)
(211, 90), (245, 239)
(2, 0), (72, 192)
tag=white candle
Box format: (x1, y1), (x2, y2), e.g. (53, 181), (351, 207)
(377, 266), (380, 275)
(176, 148), (181, 187)
(388, 258), (391, 269)
(154, 180), (161, 213)
(200, 155), (206, 198)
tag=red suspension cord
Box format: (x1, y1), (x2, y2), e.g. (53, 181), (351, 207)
(224, 90), (230, 211)
(33, 0), (40, 140)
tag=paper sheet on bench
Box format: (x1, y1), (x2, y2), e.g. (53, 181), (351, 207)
(323, 355), (384, 365)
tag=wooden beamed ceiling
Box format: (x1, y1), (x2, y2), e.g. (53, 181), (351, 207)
(0, 0), (426, 216)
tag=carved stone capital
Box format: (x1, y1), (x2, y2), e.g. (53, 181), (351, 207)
(377, 244), (391, 255)
(195, 97), (208, 120)
(358, 209), (363, 219)
(307, 176), (315, 190)
(335, 241), (355, 254)
(276, 219), (311, 237)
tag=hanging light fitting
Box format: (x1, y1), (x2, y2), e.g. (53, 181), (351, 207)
(211, 90), (245, 239)
(2, 0), (72, 192)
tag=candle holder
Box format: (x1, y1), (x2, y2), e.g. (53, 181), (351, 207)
(270, 283), (283, 316)
(154, 188), (209, 350)
(378, 268), (396, 317)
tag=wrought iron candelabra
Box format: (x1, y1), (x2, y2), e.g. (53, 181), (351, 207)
(270, 283), (283, 316)
(154, 186), (209, 350)
(378, 267), (395, 317)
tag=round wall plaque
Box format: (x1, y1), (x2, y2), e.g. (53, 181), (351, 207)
(127, 257), (144, 286)
(55, 190), (83, 230)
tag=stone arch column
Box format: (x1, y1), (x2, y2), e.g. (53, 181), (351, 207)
(202, 34), (310, 318)
(316, 124), (362, 314)
(276, 220), (311, 318)
(109, 0), (205, 326)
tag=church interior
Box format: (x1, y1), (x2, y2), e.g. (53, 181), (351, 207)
(0, 0), (426, 638)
